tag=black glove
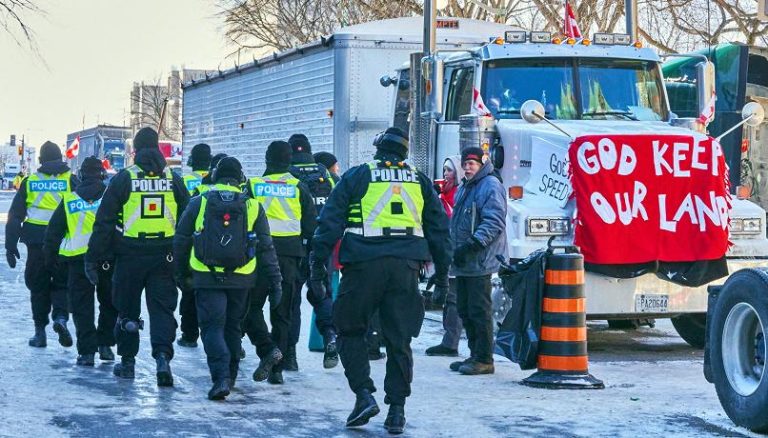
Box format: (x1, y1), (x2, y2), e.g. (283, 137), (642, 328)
(309, 256), (328, 302)
(6, 246), (20, 269)
(85, 261), (101, 286)
(453, 238), (484, 267)
(269, 283), (282, 310)
(431, 274), (450, 306)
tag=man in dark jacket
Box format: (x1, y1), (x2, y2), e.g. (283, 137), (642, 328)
(286, 133), (337, 370)
(86, 127), (189, 385)
(449, 147), (508, 376)
(313, 151), (340, 183)
(177, 143), (213, 348)
(44, 156), (117, 366)
(311, 127), (451, 434)
(174, 157), (282, 400)
(243, 141), (317, 384)
(191, 153), (227, 197)
(6, 141), (78, 348)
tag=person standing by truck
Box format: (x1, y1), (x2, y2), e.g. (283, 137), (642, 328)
(287, 133), (338, 370)
(177, 143), (213, 348)
(6, 141), (78, 349)
(448, 147), (507, 376)
(310, 127), (451, 433)
(426, 155), (464, 357)
(43, 157), (117, 366)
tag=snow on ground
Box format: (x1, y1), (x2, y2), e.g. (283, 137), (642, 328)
(0, 196), (760, 437)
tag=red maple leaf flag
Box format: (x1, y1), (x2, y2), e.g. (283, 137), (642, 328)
(564, 1), (582, 38)
(472, 87), (491, 116)
(66, 136), (80, 159)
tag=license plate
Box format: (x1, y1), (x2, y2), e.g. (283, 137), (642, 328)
(635, 294), (669, 313)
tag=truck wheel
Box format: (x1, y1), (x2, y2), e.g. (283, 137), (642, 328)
(710, 269), (768, 433)
(671, 313), (707, 349)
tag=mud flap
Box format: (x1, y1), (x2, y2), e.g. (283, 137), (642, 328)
(704, 285), (723, 384)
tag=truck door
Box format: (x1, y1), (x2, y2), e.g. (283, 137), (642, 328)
(436, 65), (475, 175)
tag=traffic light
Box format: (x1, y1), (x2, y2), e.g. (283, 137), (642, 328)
(9, 134), (15, 147)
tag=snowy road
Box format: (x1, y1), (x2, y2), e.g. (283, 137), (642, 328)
(0, 193), (760, 437)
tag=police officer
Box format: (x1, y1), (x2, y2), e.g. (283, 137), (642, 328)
(86, 127), (189, 385)
(174, 157), (282, 400)
(310, 127), (451, 434)
(177, 143), (212, 348)
(6, 141), (77, 348)
(287, 133), (337, 370)
(44, 157), (117, 366)
(243, 140), (317, 384)
(191, 153), (227, 197)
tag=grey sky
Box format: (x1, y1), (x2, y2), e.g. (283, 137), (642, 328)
(0, 0), (231, 151)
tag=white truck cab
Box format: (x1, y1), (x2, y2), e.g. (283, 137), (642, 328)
(386, 31), (768, 346)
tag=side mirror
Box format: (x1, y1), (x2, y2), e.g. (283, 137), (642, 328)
(421, 56), (444, 116)
(520, 100), (546, 124)
(696, 61), (716, 120)
(490, 144), (504, 169)
(742, 102), (765, 127)
(380, 75), (395, 87)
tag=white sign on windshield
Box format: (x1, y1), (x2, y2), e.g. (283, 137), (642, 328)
(524, 136), (572, 208)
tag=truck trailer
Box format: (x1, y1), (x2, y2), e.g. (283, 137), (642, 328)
(181, 17), (510, 176)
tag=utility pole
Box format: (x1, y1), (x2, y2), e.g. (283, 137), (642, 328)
(625, 0), (638, 41)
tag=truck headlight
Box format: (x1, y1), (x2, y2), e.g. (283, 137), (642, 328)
(526, 217), (571, 236)
(730, 217), (762, 235)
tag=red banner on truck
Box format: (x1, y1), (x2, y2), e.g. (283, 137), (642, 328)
(569, 134), (730, 265)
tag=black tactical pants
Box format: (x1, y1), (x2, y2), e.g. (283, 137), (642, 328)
(440, 278), (463, 350)
(112, 253), (178, 359)
(24, 244), (68, 327)
(334, 257), (424, 407)
(196, 287), (249, 383)
(179, 285), (199, 341)
(68, 259), (117, 355)
(244, 255), (299, 372)
(456, 275), (494, 364)
(291, 257), (336, 348)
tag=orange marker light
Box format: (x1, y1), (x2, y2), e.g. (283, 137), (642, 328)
(552, 37), (562, 45)
(581, 39), (591, 46)
(509, 186), (523, 200)
(566, 37), (576, 45)
(494, 37), (505, 45)
(737, 185), (751, 200)
(633, 41), (643, 48)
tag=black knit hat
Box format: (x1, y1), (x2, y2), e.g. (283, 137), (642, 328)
(266, 141), (293, 167)
(188, 143), (212, 169)
(133, 127), (159, 150)
(461, 147), (485, 165)
(213, 157), (243, 183)
(374, 127), (408, 159)
(80, 156), (106, 180)
(209, 153), (227, 172)
(39, 141), (62, 163)
(288, 134), (311, 154)
(313, 151), (337, 170)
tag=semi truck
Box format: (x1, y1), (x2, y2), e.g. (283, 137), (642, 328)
(65, 125), (130, 175)
(391, 5), (767, 431)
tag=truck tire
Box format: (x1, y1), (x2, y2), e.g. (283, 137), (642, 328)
(710, 269), (768, 433)
(671, 313), (707, 349)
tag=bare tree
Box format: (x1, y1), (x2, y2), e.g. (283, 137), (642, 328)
(0, 0), (42, 50)
(130, 76), (180, 141)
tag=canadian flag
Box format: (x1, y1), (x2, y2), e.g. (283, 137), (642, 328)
(564, 1), (582, 39)
(66, 136), (80, 159)
(698, 92), (717, 125)
(472, 87), (492, 117)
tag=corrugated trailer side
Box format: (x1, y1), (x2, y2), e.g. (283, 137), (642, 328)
(183, 44), (335, 176)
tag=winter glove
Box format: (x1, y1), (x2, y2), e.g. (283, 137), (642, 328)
(5, 246), (20, 269)
(84, 261), (101, 286)
(431, 274), (450, 306)
(453, 238), (484, 267)
(309, 256), (328, 302)
(269, 283), (282, 310)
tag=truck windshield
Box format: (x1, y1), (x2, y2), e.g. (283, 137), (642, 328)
(483, 58), (667, 121)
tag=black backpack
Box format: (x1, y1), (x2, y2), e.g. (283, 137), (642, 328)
(289, 163), (333, 206)
(193, 190), (254, 276)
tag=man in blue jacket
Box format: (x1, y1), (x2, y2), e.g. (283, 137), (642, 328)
(449, 147), (508, 376)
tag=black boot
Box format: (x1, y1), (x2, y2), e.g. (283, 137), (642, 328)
(323, 334), (339, 369)
(384, 405), (406, 434)
(77, 353), (95, 366)
(450, 357), (473, 372)
(28, 325), (47, 348)
(156, 353), (174, 387)
(98, 346), (115, 361)
(425, 344), (459, 357)
(52, 319), (73, 347)
(346, 389), (380, 428)
(283, 344), (298, 371)
(176, 334), (198, 348)
(253, 347), (282, 382)
(113, 356), (135, 379)
(267, 370), (284, 385)
(458, 359), (495, 375)
(208, 379), (231, 400)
